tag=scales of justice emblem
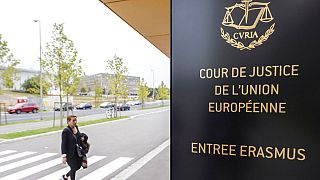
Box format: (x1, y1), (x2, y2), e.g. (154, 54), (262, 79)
(220, 0), (275, 50)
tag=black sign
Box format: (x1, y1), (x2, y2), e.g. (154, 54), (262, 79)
(171, 0), (320, 179)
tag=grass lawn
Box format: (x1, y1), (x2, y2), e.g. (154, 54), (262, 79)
(1, 90), (37, 97)
(0, 116), (128, 139)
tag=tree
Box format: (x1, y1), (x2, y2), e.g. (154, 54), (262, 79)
(106, 55), (128, 117)
(0, 34), (9, 60)
(119, 78), (129, 104)
(94, 79), (102, 107)
(22, 75), (51, 95)
(0, 34), (20, 90)
(121, 84), (129, 104)
(148, 87), (159, 98)
(157, 81), (169, 106)
(80, 83), (87, 93)
(1, 65), (16, 89)
(43, 23), (83, 126)
(138, 78), (149, 108)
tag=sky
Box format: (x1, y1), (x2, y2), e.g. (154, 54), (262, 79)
(0, 0), (170, 88)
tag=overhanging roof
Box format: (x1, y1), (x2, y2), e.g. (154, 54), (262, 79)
(99, 0), (170, 58)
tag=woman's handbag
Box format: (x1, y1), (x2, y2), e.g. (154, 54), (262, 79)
(66, 127), (83, 158)
(76, 144), (83, 158)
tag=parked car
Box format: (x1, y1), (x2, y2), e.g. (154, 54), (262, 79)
(117, 104), (131, 111)
(100, 102), (114, 109)
(134, 100), (142, 105)
(7, 103), (39, 114)
(54, 102), (73, 111)
(76, 103), (92, 110)
(125, 100), (141, 106)
(125, 101), (136, 106)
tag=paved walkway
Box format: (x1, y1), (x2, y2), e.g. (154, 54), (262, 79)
(128, 146), (170, 180)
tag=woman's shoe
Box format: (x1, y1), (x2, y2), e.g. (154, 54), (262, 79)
(62, 174), (68, 180)
(82, 162), (88, 169)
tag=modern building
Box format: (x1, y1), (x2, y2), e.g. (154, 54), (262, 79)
(78, 73), (140, 96)
(0, 66), (140, 97)
(0, 66), (39, 91)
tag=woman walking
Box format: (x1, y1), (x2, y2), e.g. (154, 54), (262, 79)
(61, 115), (82, 180)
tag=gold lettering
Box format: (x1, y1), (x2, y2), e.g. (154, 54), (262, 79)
(199, 143), (206, 154)
(191, 143), (306, 161)
(244, 32), (250, 39)
(191, 143), (198, 154)
(240, 145), (247, 157)
(275, 148), (286, 159)
(239, 32), (244, 39)
(215, 85), (229, 96)
(265, 66), (272, 76)
(207, 143), (212, 154)
(229, 145), (237, 156)
(208, 102), (215, 112)
(221, 144), (228, 155)
(214, 144), (221, 155)
(297, 149), (306, 161)
(292, 65), (299, 76)
(206, 69), (213, 78)
(233, 33), (239, 39)
(287, 148), (296, 160)
(279, 103), (286, 113)
(256, 146), (265, 158)
(232, 85), (239, 95)
(265, 147), (273, 159)
(248, 146), (257, 157)
(222, 68), (228, 78)
(199, 69), (206, 78)
(223, 102), (230, 112)
(283, 65), (291, 76)
(248, 65), (300, 78)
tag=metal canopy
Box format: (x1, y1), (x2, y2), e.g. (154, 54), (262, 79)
(99, 0), (170, 57)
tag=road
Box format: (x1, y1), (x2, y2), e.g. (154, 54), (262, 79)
(0, 109), (169, 180)
(1, 100), (169, 123)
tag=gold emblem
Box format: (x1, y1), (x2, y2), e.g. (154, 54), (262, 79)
(221, 0), (275, 50)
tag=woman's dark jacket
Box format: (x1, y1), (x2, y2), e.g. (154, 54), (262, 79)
(61, 126), (79, 158)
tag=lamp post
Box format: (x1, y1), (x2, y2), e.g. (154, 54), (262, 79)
(151, 70), (155, 100)
(34, 20), (43, 120)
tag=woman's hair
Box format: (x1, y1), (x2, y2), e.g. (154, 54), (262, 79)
(67, 115), (77, 122)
